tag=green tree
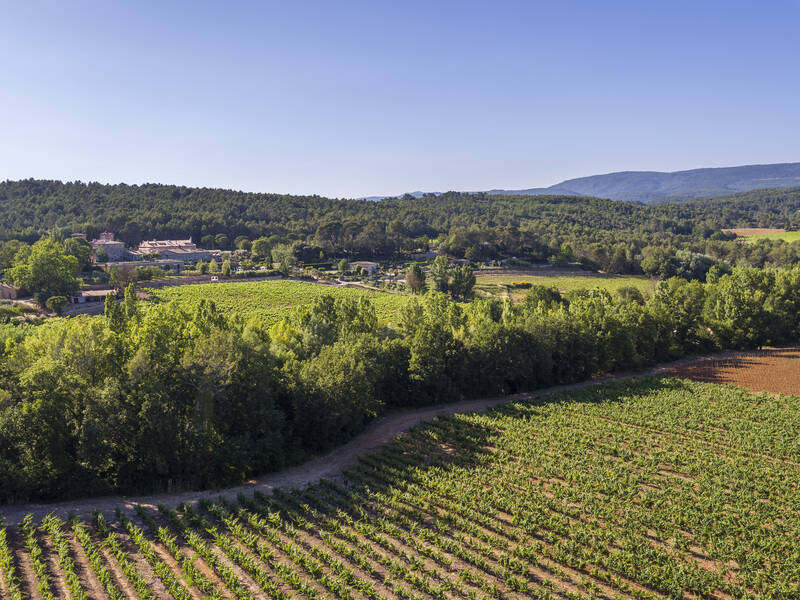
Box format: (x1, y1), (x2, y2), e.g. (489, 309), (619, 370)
(429, 256), (450, 293)
(251, 237), (271, 260)
(214, 233), (230, 249)
(124, 283), (139, 321)
(337, 258), (350, 273)
(7, 238), (80, 304)
(523, 285), (565, 311)
(403, 292), (468, 402)
(208, 259), (220, 273)
(104, 291), (125, 332)
(449, 265), (475, 300)
(63, 237), (93, 272)
(109, 265), (137, 291)
(272, 244), (297, 276)
(0, 240), (28, 272)
(221, 259), (232, 277)
(289, 334), (386, 451)
(45, 295), (68, 315)
(234, 235), (251, 251)
(406, 264), (426, 294)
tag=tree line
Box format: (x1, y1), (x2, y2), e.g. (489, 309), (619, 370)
(2, 180), (800, 277)
(1, 264), (799, 503)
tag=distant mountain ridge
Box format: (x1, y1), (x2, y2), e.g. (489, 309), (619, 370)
(368, 162), (800, 204)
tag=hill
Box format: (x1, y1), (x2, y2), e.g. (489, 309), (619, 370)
(487, 162), (800, 203)
(2, 179), (800, 276)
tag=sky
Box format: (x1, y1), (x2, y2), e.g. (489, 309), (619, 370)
(1, 0), (799, 198)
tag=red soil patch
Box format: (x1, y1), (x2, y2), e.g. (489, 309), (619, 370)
(721, 228), (786, 236)
(665, 347), (800, 396)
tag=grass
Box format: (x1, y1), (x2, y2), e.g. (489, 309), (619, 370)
(743, 230), (800, 242)
(147, 279), (412, 326)
(474, 271), (658, 298)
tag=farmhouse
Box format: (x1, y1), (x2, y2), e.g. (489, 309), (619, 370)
(90, 231), (129, 261)
(135, 239), (217, 263)
(350, 260), (380, 275)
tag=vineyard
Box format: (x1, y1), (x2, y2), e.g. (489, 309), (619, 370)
(147, 280), (411, 326)
(2, 377), (799, 599)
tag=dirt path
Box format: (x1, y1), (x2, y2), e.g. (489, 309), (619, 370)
(1, 348), (796, 526)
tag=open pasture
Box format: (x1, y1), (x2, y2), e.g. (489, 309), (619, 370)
(475, 270), (657, 298)
(3, 377), (799, 599)
(147, 279), (411, 326)
(723, 228), (800, 242)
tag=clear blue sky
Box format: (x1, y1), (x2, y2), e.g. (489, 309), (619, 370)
(1, 1), (798, 198)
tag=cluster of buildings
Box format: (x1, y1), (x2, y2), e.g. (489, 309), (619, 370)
(89, 232), (219, 266)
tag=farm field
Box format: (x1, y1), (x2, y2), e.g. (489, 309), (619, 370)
(475, 270), (657, 298)
(147, 279), (411, 326)
(723, 228), (800, 242)
(665, 346), (800, 396)
(3, 377), (799, 599)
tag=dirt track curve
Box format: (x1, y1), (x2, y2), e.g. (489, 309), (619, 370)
(1, 350), (794, 526)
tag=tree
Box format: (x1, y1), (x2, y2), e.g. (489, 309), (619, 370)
(63, 237), (93, 272)
(0, 240), (28, 272)
(251, 237), (271, 260)
(338, 258), (350, 273)
(7, 238), (80, 304)
(104, 291), (125, 332)
(124, 283), (139, 321)
(45, 295), (68, 315)
(429, 256), (450, 292)
(449, 265), (475, 300)
(272, 244), (297, 276)
(523, 285), (565, 311)
(221, 259), (232, 277)
(214, 233), (230, 249)
(208, 259), (220, 273)
(95, 246), (109, 263)
(406, 264), (426, 294)
(109, 265), (137, 291)
(550, 242), (574, 266)
(290, 335), (386, 451)
(234, 235), (251, 251)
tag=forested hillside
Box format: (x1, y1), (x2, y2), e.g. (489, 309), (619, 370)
(2, 179), (800, 274)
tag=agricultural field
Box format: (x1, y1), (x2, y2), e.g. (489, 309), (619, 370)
(475, 270), (657, 299)
(665, 346), (800, 396)
(3, 377), (800, 599)
(147, 279), (411, 326)
(723, 228), (800, 242)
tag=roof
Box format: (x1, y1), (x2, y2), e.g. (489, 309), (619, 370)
(138, 239), (195, 249)
(155, 247), (210, 254)
(351, 261), (380, 267)
(76, 289), (115, 297)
